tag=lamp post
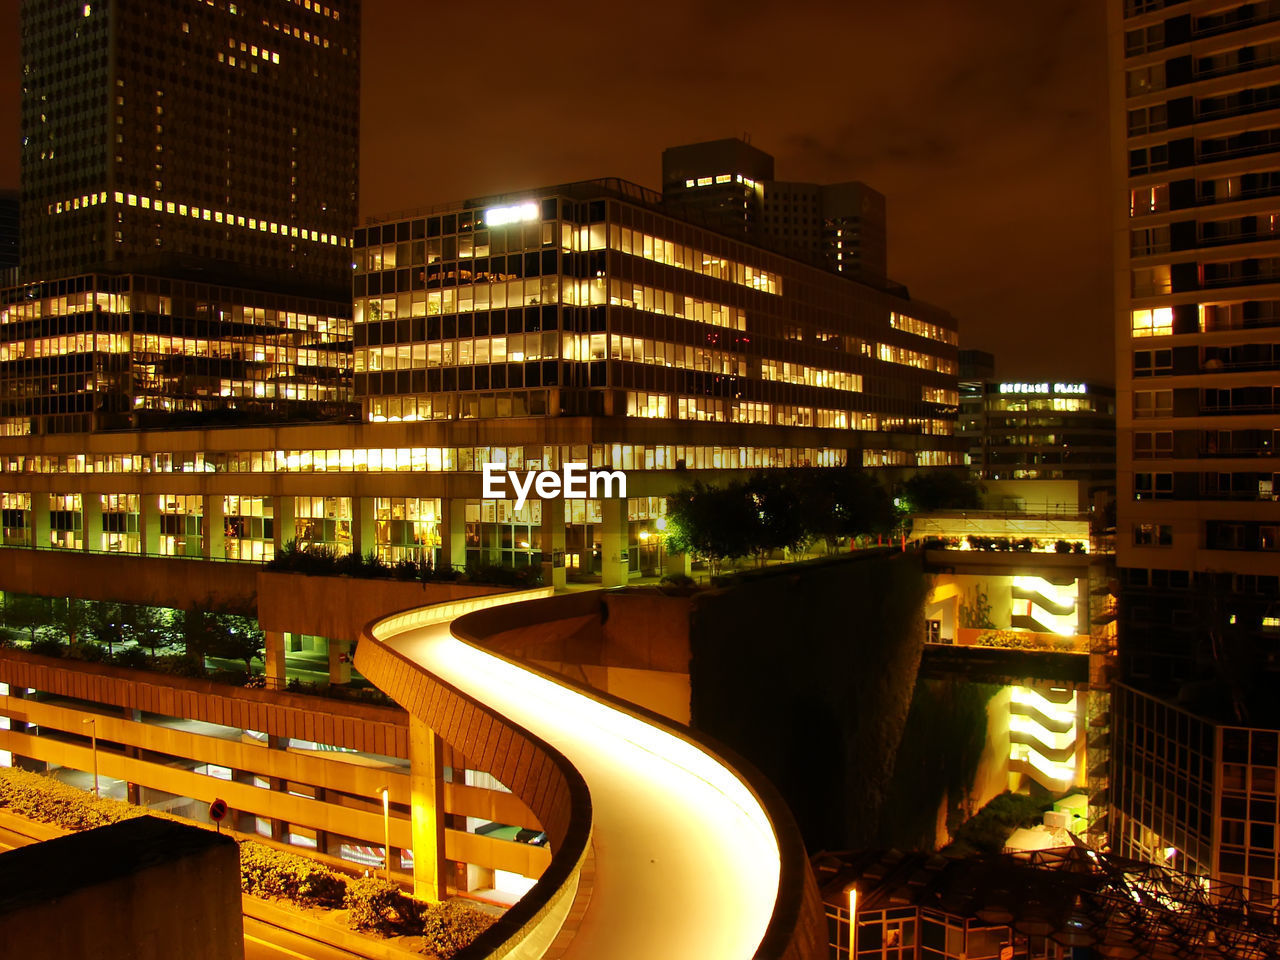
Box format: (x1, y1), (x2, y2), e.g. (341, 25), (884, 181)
(83, 717), (98, 798)
(380, 786), (391, 882)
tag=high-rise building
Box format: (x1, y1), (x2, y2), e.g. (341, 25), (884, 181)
(1110, 0), (1280, 891)
(0, 191), (17, 283)
(7, 0), (361, 432)
(958, 378), (1116, 494)
(19, 0), (359, 297)
(660, 138), (891, 288)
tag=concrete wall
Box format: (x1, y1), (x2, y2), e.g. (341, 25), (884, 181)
(0, 816), (242, 960)
(256, 571), (507, 640)
(0, 549), (259, 611)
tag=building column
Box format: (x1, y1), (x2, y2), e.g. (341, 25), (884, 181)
(539, 498), (566, 590)
(409, 716), (446, 902)
(205, 494), (225, 560)
(123, 706), (141, 804)
(438, 498), (467, 573)
(328, 637), (351, 685)
(353, 496), (376, 559)
(81, 494), (101, 553)
(264, 630), (287, 690)
(140, 495), (161, 557)
(664, 549), (692, 578)
(30, 495), (49, 549)
(267, 734), (289, 843)
(601, 496), (630, 587)
(272, 495), (295, 553)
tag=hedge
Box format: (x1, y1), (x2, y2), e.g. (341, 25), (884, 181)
(0, 767), (496, 952)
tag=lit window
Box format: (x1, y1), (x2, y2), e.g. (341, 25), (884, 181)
(1132, 307), (1173, 337)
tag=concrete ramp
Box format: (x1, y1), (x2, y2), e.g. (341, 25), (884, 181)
(356, 588), (825, 960)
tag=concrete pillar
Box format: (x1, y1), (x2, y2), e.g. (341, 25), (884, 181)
(601, 496), (629, 587)
(30, 495), (49, 549)
(539, 498), (566, 590)
(1076, 573), (1090, 638)
(81, 495), (102, 553)
(123, 707), (141, 804)
(140, 495), (161, 557)
(267, 734), (289, 842)
(328, 637), (351, 685)
(438, 498), (467, 573)
(663, 549), (692, 579)
(272, 496), (295, 553)
(264, 630), (287, 690)
(205, 494), (225, 560)
(409, 716), (446, 902)
(354, 496), (376, 559)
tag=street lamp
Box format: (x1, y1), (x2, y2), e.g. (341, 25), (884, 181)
(380, 786), (391, 882)
(82, 717), (98, 798)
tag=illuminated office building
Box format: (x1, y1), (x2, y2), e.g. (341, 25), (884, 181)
(19, 0), (359, 296)
(0, 180), (962, 583)
(0, 274), (352, 434)
(958, 379), (1116, 494)
(661, 139), (891, 288)
(9, 0), (360, 432)
(353, 180), (959, 454)
(1110, 0), (1280, 893)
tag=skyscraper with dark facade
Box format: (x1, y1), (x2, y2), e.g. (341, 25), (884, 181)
(6, 0), (360, 433)
(1110, 0), (1280, 892)
(19, 0), (359, 297)
(0, 191), (17, 283)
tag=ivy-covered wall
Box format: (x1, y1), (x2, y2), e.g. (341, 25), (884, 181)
(688, 551), (928, 851)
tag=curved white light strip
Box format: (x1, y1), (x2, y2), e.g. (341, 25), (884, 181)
(375, 591), (781, 960)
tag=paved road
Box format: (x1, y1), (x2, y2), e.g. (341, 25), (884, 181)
(383, 600), (782, 960)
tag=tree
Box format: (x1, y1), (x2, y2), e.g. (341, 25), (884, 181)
(802, 468), (896, 548)
(125, 604), (178, 658)
(86, 601), (127, 656)
(899, 471), (982, 513)
(199, 607), (265, 674)
(48, 598), (92, 648)
(4, 594), (53, 645)
(745, 473), (807, 563)
(664, 480), (758, 573)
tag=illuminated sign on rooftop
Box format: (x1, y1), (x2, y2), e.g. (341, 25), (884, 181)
(999, 382), (1087, 395)
(483, 202), (539, 227)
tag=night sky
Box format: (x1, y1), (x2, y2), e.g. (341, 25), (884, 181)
(0, 0), (1114, 381)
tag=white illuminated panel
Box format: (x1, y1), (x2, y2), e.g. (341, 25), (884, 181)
(484, 202), (539, 227)
(999, 382), (1088, 395)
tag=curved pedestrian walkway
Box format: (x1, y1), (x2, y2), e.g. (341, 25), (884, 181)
(356, 587), (824, 960)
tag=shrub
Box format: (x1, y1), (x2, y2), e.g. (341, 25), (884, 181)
(68, 642), (110, 663)
(1054, 539), (1072, 554)
(0, 766), (139, 832)
(421, 900), (497, 959)
(947, 790), (1052, 855)
(159, 654), (208, 679)
(464, 563), (542, 587)
(346, 876), (421, 935)
(209, 667), (250, 687)
(114, 647), (150, 669)
(29, 636), (65, 658)
(239, 841), (346, 908)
